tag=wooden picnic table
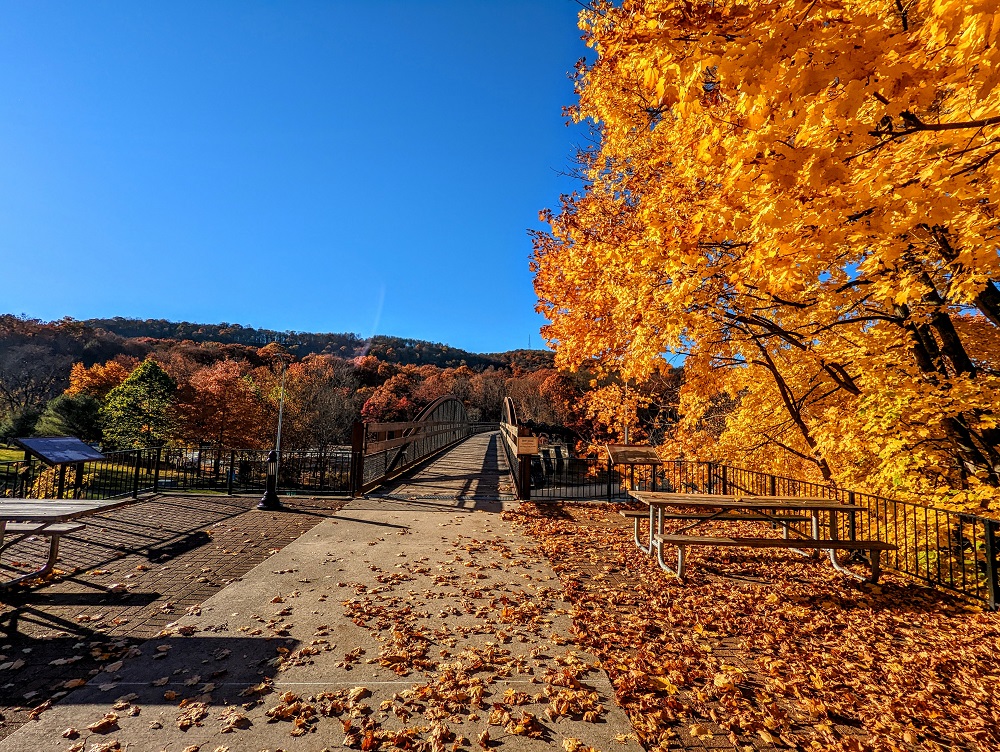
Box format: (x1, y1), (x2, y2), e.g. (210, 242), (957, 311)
(0, 498), (135, 588)
(625, 491), (893, 582)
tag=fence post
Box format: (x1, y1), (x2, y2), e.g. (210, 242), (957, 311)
(847, 490), (857, 541)
(350, 421), (366, 497)
(73, 461), (85, 499)
(153, 448), (162, 492)
(226, 450), (235, 495)
(706, 462), (714, 494)
(607, 459), (613, 501)
(769, 474), (777, 496)
(721, 465), (728, 495)
(131, 452), (142, 499)
(56, 464), (67, 499)
(984, 519), (1000, 611)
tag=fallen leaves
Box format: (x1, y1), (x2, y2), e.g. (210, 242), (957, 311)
(176, 700), (208, 730)
(86, 712), (119, 734)
(509, 502), (1000, 752)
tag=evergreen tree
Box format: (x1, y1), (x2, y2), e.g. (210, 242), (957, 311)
(36, 393), (103, 442)
(100, 360), (176, 448)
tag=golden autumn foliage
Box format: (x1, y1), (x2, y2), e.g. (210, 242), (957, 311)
(66, 359), (137, 400)
(534, 0), (1000, 508)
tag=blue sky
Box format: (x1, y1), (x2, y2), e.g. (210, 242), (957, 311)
(0, 1), (589, 353)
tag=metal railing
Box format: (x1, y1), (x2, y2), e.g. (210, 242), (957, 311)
(351, 397), (496, 494)
(521, 453), (999, 609)
(0, 445), (353, 500)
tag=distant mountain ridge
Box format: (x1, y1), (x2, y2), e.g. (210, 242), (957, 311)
(80, 317), (554, 370)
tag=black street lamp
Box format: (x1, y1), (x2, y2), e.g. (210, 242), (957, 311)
(258, 450), (282, 510)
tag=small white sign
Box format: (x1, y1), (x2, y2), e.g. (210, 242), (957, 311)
(517, 436), (539, 455)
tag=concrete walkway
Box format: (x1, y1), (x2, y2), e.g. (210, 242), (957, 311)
(2, 437), (640, 752)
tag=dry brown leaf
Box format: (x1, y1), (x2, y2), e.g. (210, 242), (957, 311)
(86, 713), (119, 734)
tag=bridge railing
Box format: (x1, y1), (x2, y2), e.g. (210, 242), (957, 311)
(0, 395), (495, 501)
(350, 396), (494, 494)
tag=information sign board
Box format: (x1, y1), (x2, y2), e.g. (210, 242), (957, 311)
(606, 444), (662, 466)
(15, 437), (105, 466)
(516, 436), (539, 455)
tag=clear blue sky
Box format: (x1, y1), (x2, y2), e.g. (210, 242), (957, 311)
(0, 1), (589, 353)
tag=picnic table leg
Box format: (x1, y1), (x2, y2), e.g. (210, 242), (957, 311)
(0, 531), (63, 589)
(634, 513), (654, 556)
(869, 548), (882, 584)
(825, 509), (870, 581)
(654, 537), (683, 579)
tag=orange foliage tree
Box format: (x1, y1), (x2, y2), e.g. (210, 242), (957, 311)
(66, 358), (137, 400)
(534, 0), (1000, 508)
(174, 360), (271, 448)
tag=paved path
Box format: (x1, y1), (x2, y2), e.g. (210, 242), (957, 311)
(3, 502), (640, 752)
(0, 437), (642, 751)
(373, 431), (516, 502)
(0, 494), (345, 742)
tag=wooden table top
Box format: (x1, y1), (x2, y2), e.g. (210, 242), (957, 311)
(631, 491), (864, 512)
(0, 498), (133, 523)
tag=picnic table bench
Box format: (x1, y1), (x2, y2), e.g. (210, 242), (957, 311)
(0, 499), (134, 588)
(626, 491), (896, 583)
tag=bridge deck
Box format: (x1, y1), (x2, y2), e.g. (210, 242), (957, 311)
(372, 431), (515, 501)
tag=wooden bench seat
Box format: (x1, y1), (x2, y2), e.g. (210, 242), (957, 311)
(620, 510), (810, 522)
(5, 522), (86, 536)
(652, 533), (897, 582)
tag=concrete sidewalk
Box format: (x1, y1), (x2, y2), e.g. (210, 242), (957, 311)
(4, 496), (641, 752)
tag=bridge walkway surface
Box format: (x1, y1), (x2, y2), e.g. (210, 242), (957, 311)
(1, 433), (643, 752)
(371, 430), (516, 503)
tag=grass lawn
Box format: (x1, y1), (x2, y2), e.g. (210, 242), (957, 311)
(0, 447), (23, 463)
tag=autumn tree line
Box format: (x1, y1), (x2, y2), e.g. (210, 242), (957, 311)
(0, 315), (605, 452)
(534, 1), (1000, 509)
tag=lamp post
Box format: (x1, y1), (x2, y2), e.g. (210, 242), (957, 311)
(258, 361), (287, 511)
(258, 450), (282, 510)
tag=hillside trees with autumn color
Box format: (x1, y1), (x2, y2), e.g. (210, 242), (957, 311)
(534, 0), (1000, 508)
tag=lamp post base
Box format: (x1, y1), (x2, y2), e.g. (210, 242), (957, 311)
(257, 492), (282, 510)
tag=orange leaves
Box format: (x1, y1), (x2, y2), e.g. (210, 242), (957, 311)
(536, 0), (1000, 505)
(512, 501), (1000, 751)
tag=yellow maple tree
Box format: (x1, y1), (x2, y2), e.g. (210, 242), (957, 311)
(534, 0), (1000, 508)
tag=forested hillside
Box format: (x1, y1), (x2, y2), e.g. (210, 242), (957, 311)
(81, 317), (552, 370)
(1, 314), (669, 453)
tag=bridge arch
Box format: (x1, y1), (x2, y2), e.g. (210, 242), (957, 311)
(354, 394), (480, 494)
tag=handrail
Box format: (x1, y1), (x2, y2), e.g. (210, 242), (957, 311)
(499, 397), (533, 499)
(351, 395), (491, 494)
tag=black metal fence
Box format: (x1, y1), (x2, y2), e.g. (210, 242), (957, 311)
(523, 454), (999, 609)
(0, 446), (353, 500)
